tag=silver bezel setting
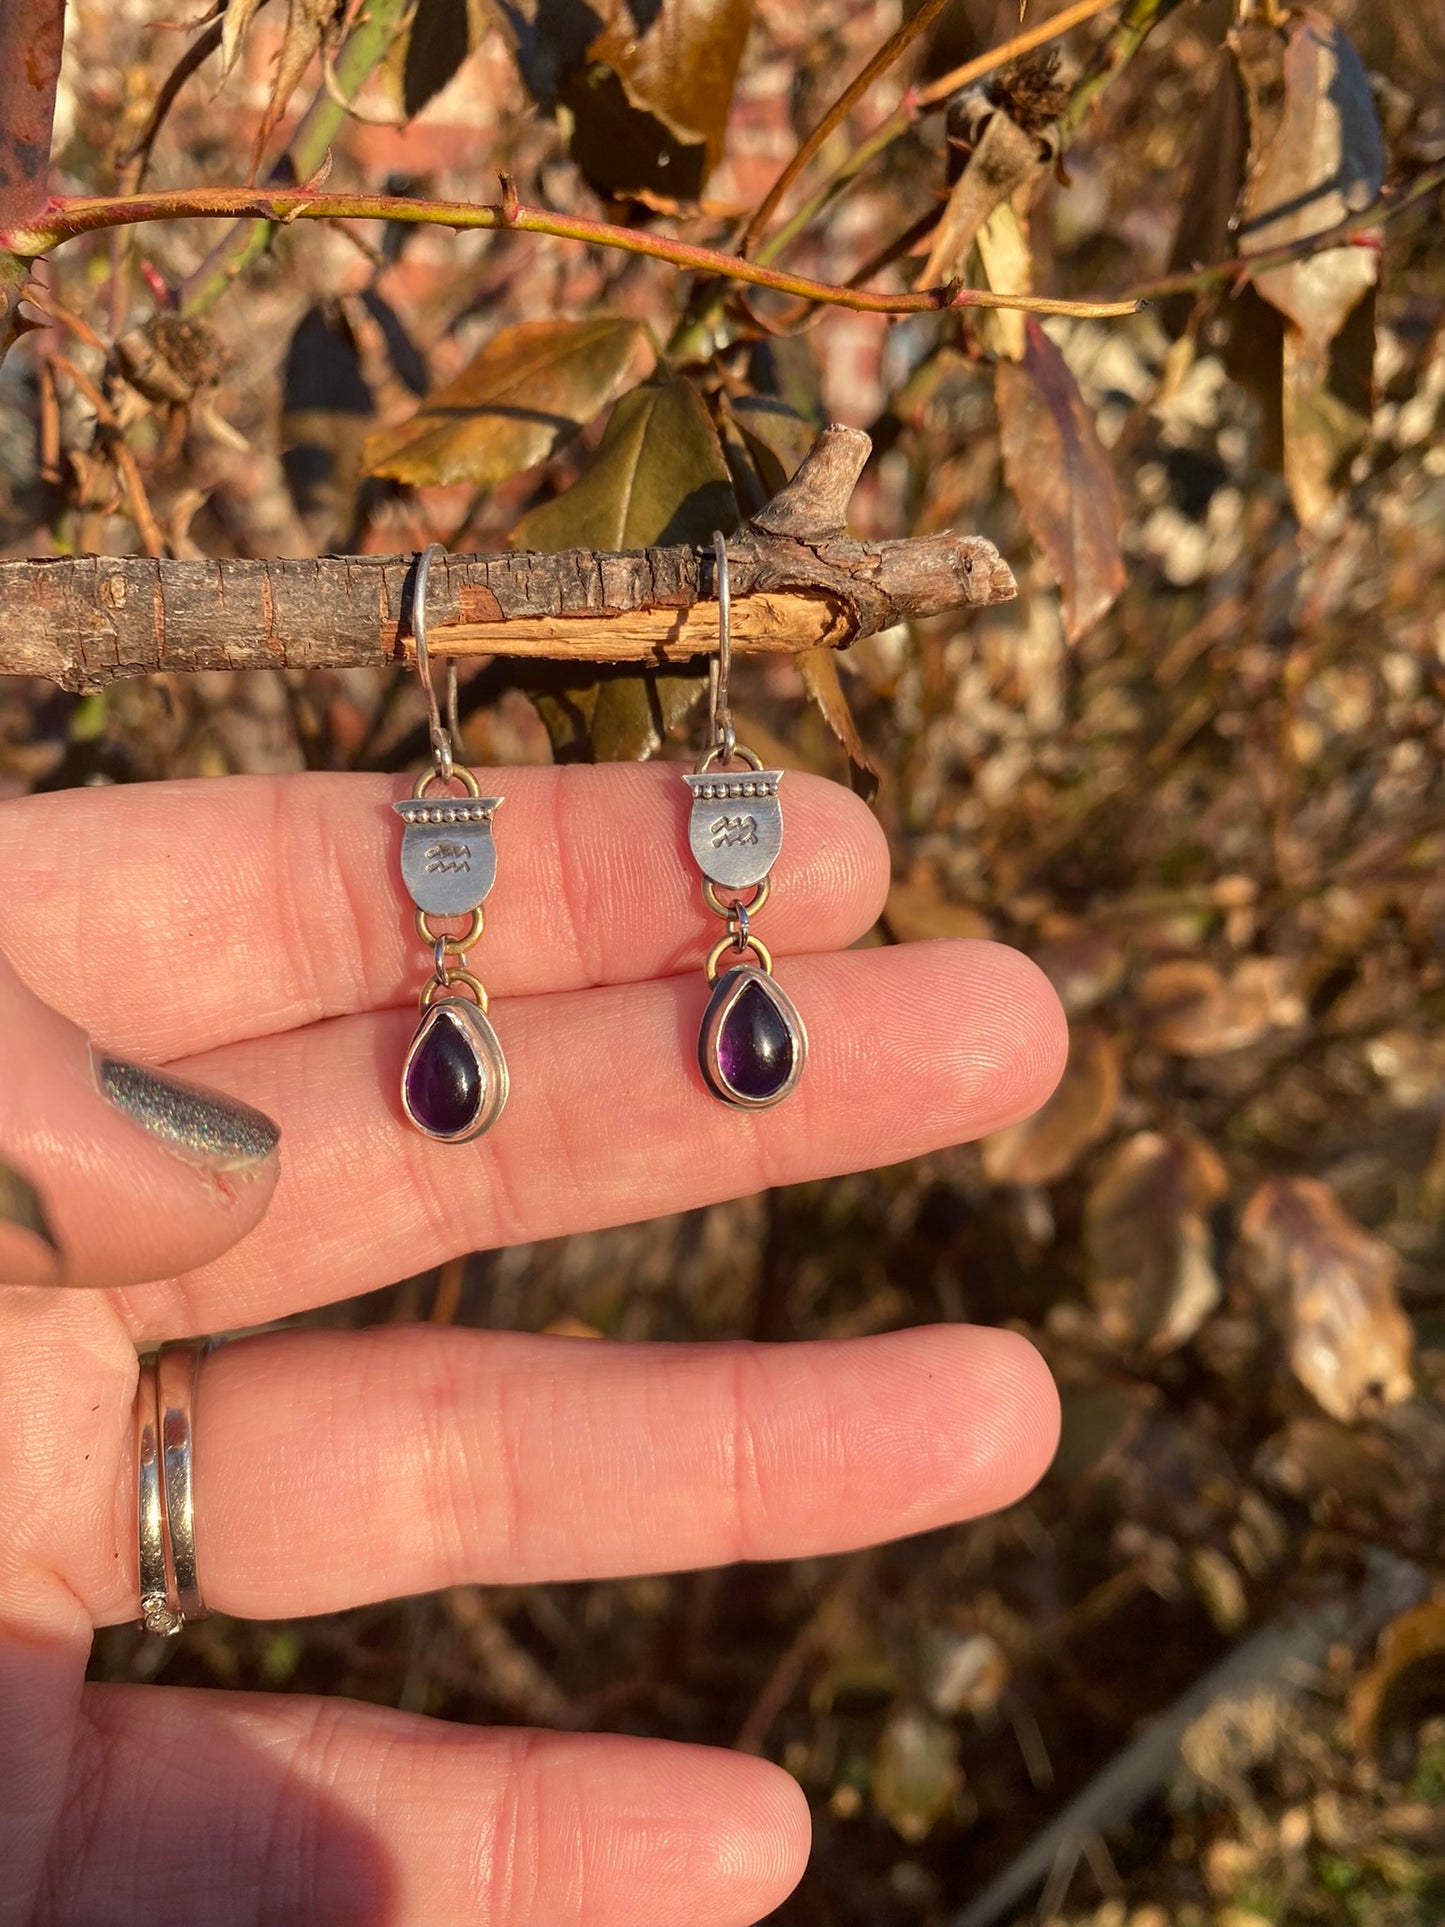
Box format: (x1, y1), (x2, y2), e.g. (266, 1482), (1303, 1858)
(401, 998), (510, 1142)
(697, 965), (808, 1111)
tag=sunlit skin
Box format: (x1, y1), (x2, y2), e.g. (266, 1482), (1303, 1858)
(0, 765), (1066, 1927)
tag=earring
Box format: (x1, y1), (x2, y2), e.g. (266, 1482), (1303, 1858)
(683, 533), (807, 1110)
(392, 544), (509, 1142)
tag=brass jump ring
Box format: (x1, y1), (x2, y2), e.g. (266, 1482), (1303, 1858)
(416, 905), (485, 953)
(705, 931), (773, 982)
(703, 875), (771, 920)
(420, 969), (489, 1012)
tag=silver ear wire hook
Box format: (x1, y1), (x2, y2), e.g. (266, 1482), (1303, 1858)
(708, 530), (736, 766)
(413, 542), (461, 784)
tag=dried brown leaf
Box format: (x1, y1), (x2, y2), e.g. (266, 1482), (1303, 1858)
(794, 645), (881, 799)
(587, 0), (752, 176)
(972, 199), (1032, 363)
(1085, 1129), (1229, 1354)
(245, 0), (339, 174)
(221, 0), (269, 77)
(1161, 46), (1250, 339)
(882, 878), (993, 944)
(996, 320), (1125, 643)
(1032, 929), (1126, 1018)
(516, 0), (752, 197)
(918, 106), (1041, 291)
(1241, 1176), (1415, 1424)
(364, 317), (656, 488)
(1239, 10), (1385, 348)
(1281, 284), (1376, 526)
(1347, 1601), (1445, 1764)
(1136, 956), (1305, 1056)
(983, 1024), (1119, 1187)
(397, 0), (487, 117)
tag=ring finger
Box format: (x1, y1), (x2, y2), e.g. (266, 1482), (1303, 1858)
(86, 1320), (1058, 1625)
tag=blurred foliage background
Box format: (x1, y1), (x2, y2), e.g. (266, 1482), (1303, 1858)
(3, 0), (1444, 1919)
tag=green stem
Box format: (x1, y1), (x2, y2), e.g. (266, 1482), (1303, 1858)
(177, 0), (411, 315)
(1057, 0), (1182, 140)
(5, 188), (1142, 319)
(755, 0), (1122, 269)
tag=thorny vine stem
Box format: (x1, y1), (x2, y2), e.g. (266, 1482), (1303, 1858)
(2, 189), (1141, 321)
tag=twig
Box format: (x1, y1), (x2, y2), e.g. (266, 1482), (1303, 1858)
(50, 352), (167, 559)
(0, 425), (1018, 691)
(1, 187), (1141, 321)
(175, 0), (412, 316)
(1130, 157), (1445, 304)
(947, 1550), (1428, 1927)
(1057, 0), (1183, 140)
(120, 13), (229, 190)
(754, 0), (1121, 268)
(741, 0), (956, 258)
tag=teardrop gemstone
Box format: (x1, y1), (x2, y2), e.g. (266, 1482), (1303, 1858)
(699, 967), (807, 1110)
(402, 1000), (509, 1141)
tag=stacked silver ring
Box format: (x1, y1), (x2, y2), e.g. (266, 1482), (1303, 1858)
(135, 1340), (209, 1635)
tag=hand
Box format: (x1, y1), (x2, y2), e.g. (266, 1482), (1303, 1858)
(0, 764), (1065, 1927)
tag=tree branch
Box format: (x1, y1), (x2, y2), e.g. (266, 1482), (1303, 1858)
(1, 187), (1141, 322)
(0, 0), (64, 228)
(1, 426), (1017, 693)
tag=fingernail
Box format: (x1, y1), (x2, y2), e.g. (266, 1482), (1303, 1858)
(93, 1053), (281, 1171)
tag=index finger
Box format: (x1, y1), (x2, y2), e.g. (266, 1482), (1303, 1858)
(0, 765), (887, 1061)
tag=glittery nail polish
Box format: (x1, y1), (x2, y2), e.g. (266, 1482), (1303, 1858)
(94, 1055), (280, 1170)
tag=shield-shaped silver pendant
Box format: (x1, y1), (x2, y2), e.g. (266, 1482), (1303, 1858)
(393, 795), (503, 917)
(683, 770), (784, 893)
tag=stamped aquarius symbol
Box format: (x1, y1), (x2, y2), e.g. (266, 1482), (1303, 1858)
(393, 794), (502, 916)
(684, 765), (783, 891)
(711, 814), (759, 849)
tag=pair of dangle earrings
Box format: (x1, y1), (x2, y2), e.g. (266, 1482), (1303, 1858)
(393, 535), (807, 1144)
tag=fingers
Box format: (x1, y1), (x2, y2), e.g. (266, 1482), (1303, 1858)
(0, 766), (888, 1060)
(48, 1687), (809, 1927)
(147, 1323), (1055, 1621)
(115, 939), (1067, 1334)
(0, 948), (280, 1291)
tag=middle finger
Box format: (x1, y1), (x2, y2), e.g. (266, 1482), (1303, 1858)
(0, 766), (886, 1060)
(113, 938), (1066, 1334)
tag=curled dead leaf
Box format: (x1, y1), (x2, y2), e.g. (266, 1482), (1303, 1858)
(1239, 10), (1385, 349)
(996, 320), (1126, 643)
(1136, 956), (1305, 1056)
(794, 645), (881, 799)
(1085, 1129), (1229, 1354)
(982, 1023), (1119, 1188)
(1347, 1601), (1445, 1771)
(919, 103), (1042, 292)
(1032, 929), (1126, 1017)
(882, 878), (993, 944)
(1241, 1177), (1415, 1424)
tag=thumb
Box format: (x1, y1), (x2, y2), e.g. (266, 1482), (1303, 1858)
(0, 947), (280, 1290)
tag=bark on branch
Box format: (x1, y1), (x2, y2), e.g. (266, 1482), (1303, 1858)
(0, 426), (1017, 693)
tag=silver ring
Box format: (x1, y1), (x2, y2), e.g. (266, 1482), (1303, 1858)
(135, 1340), (210, 1635)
